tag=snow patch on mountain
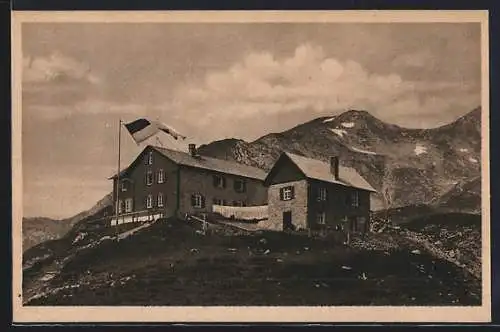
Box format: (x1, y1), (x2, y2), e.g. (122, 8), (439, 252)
(323, 117), (336, 123)
(459, 148), (469, 153)
(330, 128), (347, 137)
(469, 157), (478, 163)
(341, 122), (355, 128)
(351, 146), (377, 155)
(414, 144), (427, 156)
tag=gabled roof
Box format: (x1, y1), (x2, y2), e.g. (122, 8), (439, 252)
(109, 145), (267, 181)
(267, 152), (377, 192)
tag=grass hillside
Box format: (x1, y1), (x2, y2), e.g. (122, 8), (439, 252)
(23, 217), (480, 306)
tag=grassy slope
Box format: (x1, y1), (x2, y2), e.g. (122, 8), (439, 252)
(24, 218), (480, 306)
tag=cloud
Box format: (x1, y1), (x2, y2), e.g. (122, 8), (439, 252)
(25, 100), (150, 121)
(23, 52), (101, 84)
(392, 50), (435, 68)
(164, 43), (479, 139)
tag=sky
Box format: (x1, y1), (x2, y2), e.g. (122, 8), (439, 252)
(21, 22), (481, 219)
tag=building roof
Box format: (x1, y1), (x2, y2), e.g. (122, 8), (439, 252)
(283, 152), (377, 192)
(110, 145), (267, 181)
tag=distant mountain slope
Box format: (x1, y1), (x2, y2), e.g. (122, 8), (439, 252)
(433, 176), (481, 214)
(198, 107), (481, 210)
(22, 193), (113, 252)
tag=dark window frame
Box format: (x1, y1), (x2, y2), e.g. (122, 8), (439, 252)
(234, 179), (247, 193)
(213, 174), (226, 189)
(146, 170), (153, 186)
(280, 185), (295, 201)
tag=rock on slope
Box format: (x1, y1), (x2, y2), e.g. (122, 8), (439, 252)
(198, 107), (481, 211)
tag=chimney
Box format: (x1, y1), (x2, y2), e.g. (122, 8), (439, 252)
(188, 144), (197, 157)
(330, 156), (339, 180)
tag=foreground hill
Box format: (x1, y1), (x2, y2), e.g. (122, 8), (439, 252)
(23, 217), (480, 306)
(198, 107), (481, 211)
(22, 193), (113, 252)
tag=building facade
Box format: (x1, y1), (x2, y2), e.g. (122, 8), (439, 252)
(264, 152), (376, 233)
(110, 144), (268, 222)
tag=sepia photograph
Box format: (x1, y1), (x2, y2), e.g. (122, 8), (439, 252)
(11, 10), (490, 323)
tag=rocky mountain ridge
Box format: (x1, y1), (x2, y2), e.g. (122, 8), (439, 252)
(198, 107), (482, 211)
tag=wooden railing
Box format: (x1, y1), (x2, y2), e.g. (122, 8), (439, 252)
(110, 209), (165, 226)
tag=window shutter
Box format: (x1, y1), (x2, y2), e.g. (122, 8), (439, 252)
(222, 177), (227, 188)
(279, 188), (284, 200)
(242, 181), (247, 192)
(201, 195), (206, 208)
(191, 194), (196, 207)
(291, 186), (295, 199)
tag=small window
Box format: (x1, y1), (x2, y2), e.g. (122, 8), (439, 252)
(118, 199), (124, 214)
(146, 171), (153, 186)
(191, 193), (205, 208)
(157, 169), (164, 184)
(213, 175), (226, 189)
(234, 179), (247, 193)
(316, 212), (326, 225)
(351, 192), (360, 207)
(280, 186), (295, 201)
(120, 180), (127, 192)
(146, 194), (153, 209)
(317, 187), (327, 201)
(147, 151), (153, 165)
(157, 192), (164, 207)
(125, 198), (133, 213)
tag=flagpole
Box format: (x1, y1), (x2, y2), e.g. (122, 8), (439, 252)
(115, 119), (122, 228)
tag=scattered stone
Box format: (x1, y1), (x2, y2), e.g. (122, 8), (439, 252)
(227, 248), (238, 252)
(276, 258), (283, 263)
(259, 238), (267, 245)
(304, 247), (310, 251)
(341, 265), (352, 270)
(190, 248), (199, 254)
(264, 249), (271, 255)
(411, 249), (421, 255)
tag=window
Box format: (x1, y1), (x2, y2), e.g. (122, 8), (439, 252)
(234, 179), (247, 193)
(146, 194), (153, 209)
(147, 151), (153, 165)
(157, 169), (164, 183)
(120, 180), (127, 192)
(213, 175), (226, 189)
(280, 186), (295, 201)
(317, 187), (327, 201)
(191, 193), (205, 208)
(213, 198), (225, 206)
(146, 171), (153, 186)
(351, 192), (360, 207)
(117, 199), (124, 214)
(157, 192), (164, 207)
(125, 198), (133, 213)
(316, 212), (326, 225)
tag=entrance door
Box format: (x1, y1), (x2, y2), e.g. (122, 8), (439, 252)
(283, 211), (292, 230)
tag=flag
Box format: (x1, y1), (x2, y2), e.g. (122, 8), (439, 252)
(124, 118), (186, 144)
